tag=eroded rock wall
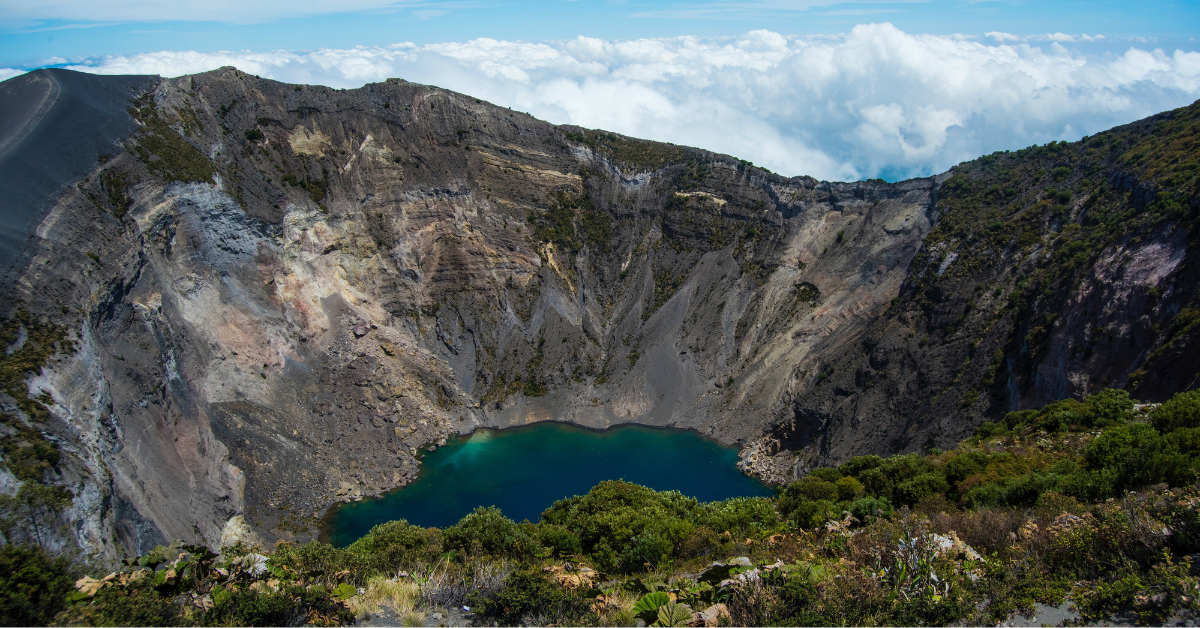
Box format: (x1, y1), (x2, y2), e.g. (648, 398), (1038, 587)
(5, 68), (937, 555)
(4, 68), (1194, 560)
(762, 105), (1200, 480)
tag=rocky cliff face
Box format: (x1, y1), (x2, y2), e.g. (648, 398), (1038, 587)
(0, 67), (1195, 562)
(763, 102), (1200, 480)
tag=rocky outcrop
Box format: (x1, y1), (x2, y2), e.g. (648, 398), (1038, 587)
(778, 103), (1200, 477)
(0, 68), (1194, 561)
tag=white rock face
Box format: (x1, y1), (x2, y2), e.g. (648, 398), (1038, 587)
(219, 515), (262, 550)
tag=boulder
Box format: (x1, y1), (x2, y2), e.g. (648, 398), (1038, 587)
(219, 515), (261, 550)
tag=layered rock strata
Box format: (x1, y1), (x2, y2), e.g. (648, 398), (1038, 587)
(0, 67), (1195, 560)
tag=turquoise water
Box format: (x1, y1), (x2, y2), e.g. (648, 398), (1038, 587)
(323, 422), (773, 547)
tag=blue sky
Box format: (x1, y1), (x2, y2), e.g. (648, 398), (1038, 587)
(2, 1), (1198, 181)
(4, 0), (1196, 71)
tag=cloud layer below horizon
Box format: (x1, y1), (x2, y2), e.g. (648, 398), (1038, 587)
(13, 24), (1200, 181)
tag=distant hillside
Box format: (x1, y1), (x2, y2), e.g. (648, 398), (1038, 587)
(759, 100), (1200, 478)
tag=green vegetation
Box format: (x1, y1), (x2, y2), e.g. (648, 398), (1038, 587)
(55, 541), (355, 626)
(128, 95), (215, 184)
(907, 99), (1200, 400)
(1115, 102), (1200, 195)
(645, 268), (685, 320)
(522, 338), (548, 397)
(0, 482), (72, 548)
(530, 190), (611, 257)
(791, 283), (820, 311)
(281, 173), (328, 203)
(783, 388), (1196, 519)
(565, 129), (689, 171)
(676, 158), (712, 187)
(7, 388), (1200, 625)
(0, 545), (75, 626)
(0, 310), (72, 485)
(0, 311), (76, 550)
(481, 568), (593, 626)
(81, 168), (135, 218)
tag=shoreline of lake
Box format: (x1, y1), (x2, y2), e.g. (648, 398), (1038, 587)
(318, 420), (774, 547)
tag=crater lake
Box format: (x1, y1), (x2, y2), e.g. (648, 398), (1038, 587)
(323, 422), (773, 546)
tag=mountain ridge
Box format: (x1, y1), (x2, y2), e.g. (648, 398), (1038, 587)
(0, 66), (1194, 561)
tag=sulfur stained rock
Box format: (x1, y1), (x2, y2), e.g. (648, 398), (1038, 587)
(219, 515), (262, 550)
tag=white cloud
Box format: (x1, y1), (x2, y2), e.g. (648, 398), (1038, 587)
(39, 23), (1200, 181)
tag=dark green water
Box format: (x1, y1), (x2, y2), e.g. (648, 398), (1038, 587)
(323, 422), (772, 547)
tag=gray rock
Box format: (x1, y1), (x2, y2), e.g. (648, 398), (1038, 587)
(0, 67), (1191, 561)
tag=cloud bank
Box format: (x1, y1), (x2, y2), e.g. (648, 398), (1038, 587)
(21, 24), (1200, 181)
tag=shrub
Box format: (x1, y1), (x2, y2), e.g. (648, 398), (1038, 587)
(1084, 388), (1134, 426)
(974, 421), (1007, 439)
(59, 580), (181, 626)
(442, 507), (537, 559)
(541, 481), (697, 572)
(1003, 409), (1039, 430)
(307, 179), (327, 203)
(894, 472), (951, 507)
(346, 519), (440, 570)
(857, 454), (936, 502)
(0, 482), (72, 546)
(965, 473), (1057, 509)
(1085, 423), (1158, 470)
(0, 545), (74, 626)
(835, 476), (864, 501)
(677, 525), (727, 559)
(808, 467), (842, 483)
(848, 496), (894, 524)
(1074, 422), (1198, 497)
(128, 96), (214, 183)
(779, 477), (839, 514)
(943, 451), (988, 489)
(1151, 389), (1200, 433)
(621, 526), (678, 569)
(478, 569), (591, 626)
(788, 498), (840, 529)
(838, 455), (883, 477)
(538, 524), (581, 558)
(199, 584), (352, 627)
(271, 541), (373, 586)
(693, 497), (778, 537)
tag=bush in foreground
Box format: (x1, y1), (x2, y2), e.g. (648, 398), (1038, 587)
(7, 387), (1200, 626)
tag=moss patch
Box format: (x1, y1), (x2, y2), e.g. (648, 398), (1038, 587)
(565, 129), (689, 171)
